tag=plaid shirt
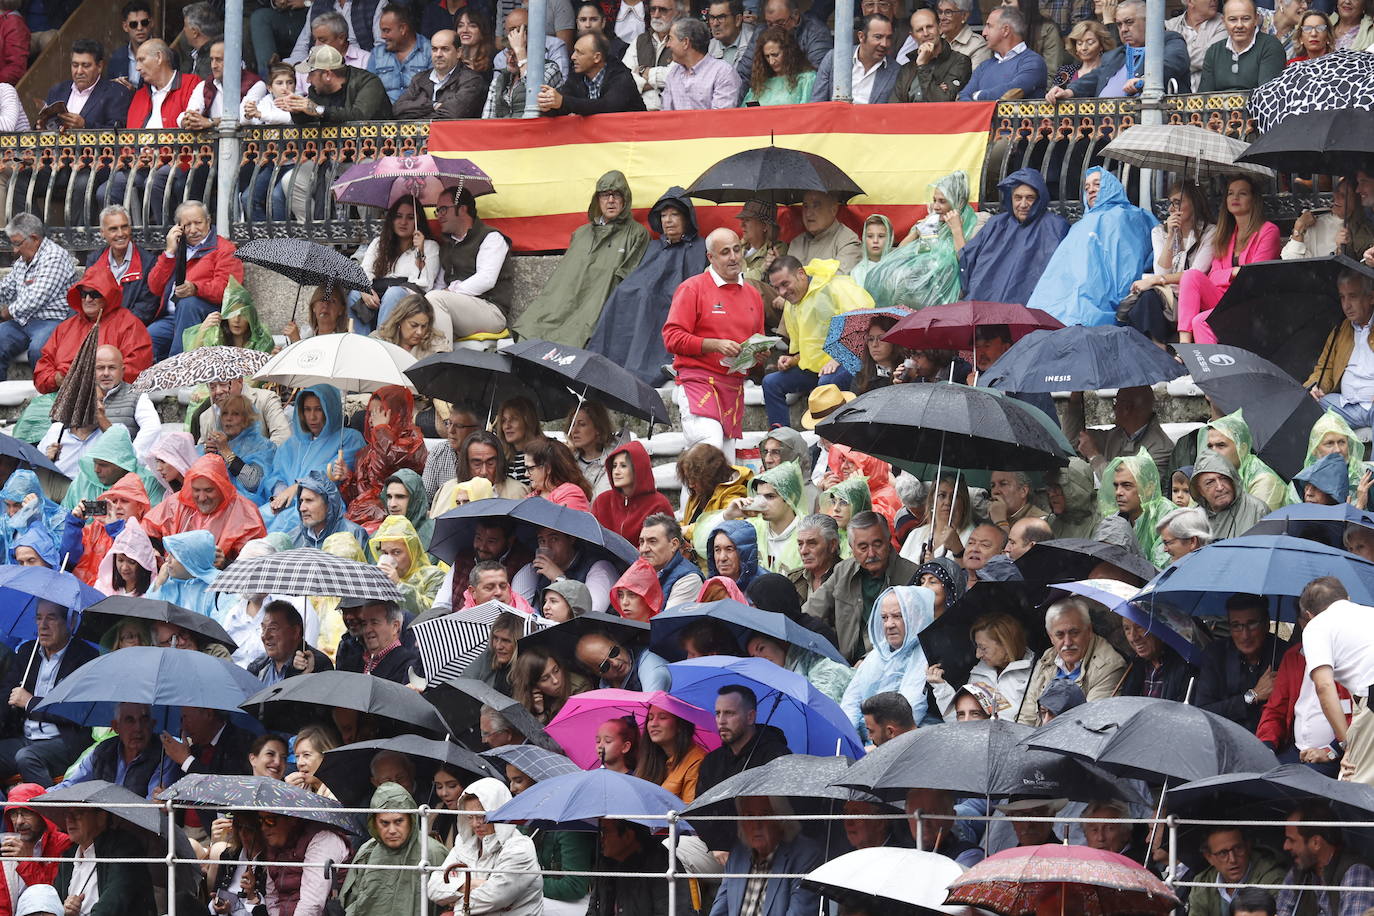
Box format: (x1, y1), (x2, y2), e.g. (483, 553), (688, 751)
(482, 59), (565, 119)
(1039, 0), (1094, 36)
(740, 851), (775, 916)
(0, 237), (76, 325)
(1276, 861), (1374, 916)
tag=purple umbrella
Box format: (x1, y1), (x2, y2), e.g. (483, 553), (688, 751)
(331, 154), (494, 209)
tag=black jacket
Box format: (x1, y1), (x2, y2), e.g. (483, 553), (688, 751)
(86, 738), (164, 798)
(182, 720), (256, 777)
(86, 245), (161, 325)
(0, 637), (98, 739)
(247, 646), (335, 682)
(1070, 31), (1190, 97)
(1118, 647), (1195, 703)
(694, 725), (791, 850)
(1194, 633), (1288, 732)
(555, 57), (646, 116)
(362, 642), (423, 684)
(336, 612), (419, 674)
(55, 828), (157, 916)
(44, 78), (134, 129)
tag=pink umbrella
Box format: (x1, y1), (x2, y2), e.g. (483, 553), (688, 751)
(546, 689), (721, 769)
(944, 844), (1180, 916)
(330, 154), (495, 209)
(883, 300), (1063, 352)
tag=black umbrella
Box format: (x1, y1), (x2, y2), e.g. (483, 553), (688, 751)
(49, 320), (101, 432)
(814, 382), (1072, 473)
(918, 582), (1050, 692)
(157, 773), (364, 834)
(1237, 107), (1374, 175)
(1207, 255), (1374, 384)
(502, 338), (670, 424)
(315, 735), (504, 808)
(1022, 696), (1279, 785)
(1173, 343), (1323, 479)
(1169, 764), (1374, 819)
(76, 596), (237, 653)
(430, 498), (638, 570)
(236, 238), (371, 293)
(240, 670), (450, 737)
(981, 325), (1187, 393)
(1244, 502), (1374, 548)
(515, 612), (651, 673)
(421, 676), (562, 752)
(405, 349), (574, 422)
(480, 743), (581, 783)
(685, 755), (873, 813)
(1014, 538), (1159, 587)
(686, 145), (865, 206)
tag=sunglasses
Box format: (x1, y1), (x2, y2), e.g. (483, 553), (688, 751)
(598, 644), (622, 674)
(79, 289), (102, 299)
(127, 17), (152, 26)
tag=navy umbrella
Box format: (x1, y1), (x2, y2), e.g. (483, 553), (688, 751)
(1133, 534), (1374, 623)
(981, 325), (1186, 393)
(241, 670), (450, 737)
(315, 735), (504, 808)
(486, 767), (691, 831)
(0, 429), (66, 477)
(1015, 538), (1159, 587)
(421, 676), (562, 753)
(158, 774), (364, 834)
(918, 582), (1049, 691)
(480, 743), (581, 784)
(76, 596), (237, 654)
(1244, 502), (1374, 549)
(649, 600), (847, 664)
(405, 349), (574, 422)
(1052, 578), (1210, 666)
(1169, 765), (1374, 819)
(502, 339), (670, 424)
(430, 498), (637, 571)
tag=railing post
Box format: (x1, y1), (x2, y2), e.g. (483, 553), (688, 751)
(1167, 814), (1178, 889)
(522, 0), (549, 118)
(666, 811), (678, 916)
(218, 0), (245, 229)
(419, 805), (431, 914)
(1138, 0), (1166, 204)
(165, 800), (177, 908)
(913, 809), (923, 850)
(832, 0), (855, 101)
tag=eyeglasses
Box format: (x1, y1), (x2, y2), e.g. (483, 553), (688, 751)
(435, 205), (452, 215)
(1230, 619), (1268, 632)
(259, 814), (280, 828)
(598, 644), (622, 674)
(1207, 844), (1246, 860)
(1167, 197), (1183, 209)
(1300, 23), (1329, 31)
(936, 7), (961, 15)
(707, 11), (733, 20)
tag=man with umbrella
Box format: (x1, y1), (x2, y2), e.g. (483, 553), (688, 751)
(1305, 269), (1374, 431)
(1195, 594), (1286, 733)
(146, 200), (245, 358)
(50, 703), (179, 798)
(54, 803), (156, 916)
(349, 598), (423, 684)
(695, 684), (790, 854)
(710, 796), (823, 916)
(1189, 825), (1285, 916)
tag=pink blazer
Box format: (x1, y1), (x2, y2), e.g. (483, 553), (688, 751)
(1204, 221), (1282, 287)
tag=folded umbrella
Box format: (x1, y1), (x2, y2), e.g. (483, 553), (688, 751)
(253, 333), (416, 393)
(133, 346), (273, 394)
(1100, 123), (1273, 181)
(48, 320), (100, 432)
(1014, 538), (1159, 587)
(0, 566), (107, 649)
(209, 548), (403, 603)
(944, 844), (1180, 916)
(883, 300), (1062, 353)
(421, 676), (562, 752)
(240, 670), (449, 737)
(405, 349), (573, 422)
(804, 848), (969, 916)
(431, 499), (637, 570)
(485, 766), (691, 831)
(822, 306), (912, 376)
(412, 601), (550, 687)
(546, 688), (720, 769)
(315, 735), (503, 808)
(1051, 578), (1209, 666)
(331, 154), (494, 209)
(157, 773), (363, 834)
(502, 338), (669, 424)
(1244, 502), (1374, 547)
(649, 599), (846, 664)
(981, 325), (1186, 393)
(686, 145), (864, 206)
(480, 744), (581, 784)
(76, 596), (237, 654)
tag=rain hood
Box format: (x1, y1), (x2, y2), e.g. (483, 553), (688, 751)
(1305, 409), (1367, 491)
(1189, 449), (1269, 540)
(1097, 447), (1175, 568)
(63, 425), (165, 510)
(264, 383), (365, 496)
(842, 584), (936, 729)
(611, 557), (665, 618)
(706, 519), (766, 589)
(96, 518), (158, 595)
(959, 167), (1070, 305)
(1202, 408), (1293, 511)
(1294, 452), (1350, 504)
(591, 440), (674, 546)
(864, 170), (978, 310)
(850, 213), (894, 289)
(341, 782), (448, 916)
(1048, 458), (1100, 539)
(385, 468), (434, 547)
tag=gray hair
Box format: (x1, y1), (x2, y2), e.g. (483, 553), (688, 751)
(137, 38), (173, 66)
(1045, 597), (1091, 633)
(183, 1), (223, 38)
(312, 10), (350, 39)
(670, 16), (711, 52)
(469, 558), (506, 589)
(4, 213), (44, 240)
(1344, 523), (1374, 551)
(797, 513), (841, 547)
(479, 704), (512, 733)
(992, 4), (1026, 35)
(1115, 0), (1146, 14)
(174, 199), (210, 224)
(735, 795), (801, 843)
(998, 470), (1032, 489)
(894, 474), (928, 511)
(849, 510), (890, 538)
(1157, 506), (1213, 545)
(98, 204), (130, 226)
(1338, 268), (1374, 296)
(1084, 799), (1129, 819)
(369, 749), (416, 782)
(947, 0), (973, 13)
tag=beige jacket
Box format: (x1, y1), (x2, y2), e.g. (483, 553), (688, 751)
(1015, 634), (1128, 726)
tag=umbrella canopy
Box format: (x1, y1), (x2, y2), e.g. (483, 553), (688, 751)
(1207, 255), (1374, 383)
(480, 744), (581, 784)
(49, 320), (100, 431)
(1133, 534), (1374, 622)
(412, 602), (550, 686)
(668, 656), (865, 758)
(315, 735), (503, 808)
(430, 499), (638, 570)
(209, 548), (403, 603)
(918, 581), (1048, 692)
(132, 346), (272, 393)
(158, 773), (363, 833)
(34, 646), (264, 731)
(685, 755), (870, 813)
(43, 779), (167, 835)
(1052, 578), (1209, 666)
(236, 238), (371, 294)
(0, 566), (107, 648)
(649, 599), (847, 664)
(822, 306), (912, 375)
(804, 848), (970, 916)
(515, 612), (651, 678)
(884, 300), (1063, 352)
(1245, 502), (1374, 547)
(982, 325), (1186, 393)
(485, 766), (690, 831)
(1022, 696), (1279, 784)
(77, 596), (237, 653)
(240, 670), (449, 737)
(545, 688), (721, 769)
(501, 339), (669, 424)
(1174, 343), (1323, 479)
(945, 844), (1180, 916)
(1100, 123), (1274, 180)
(0, 429), (65, 476)
(1014, 538), (1159, 587)
(253, 333), (416, 393)
(686, 146), (864, 206)
(814, 382), (1072, 473)
(1246, 53), (1374, 133)
(405, 349), (574, 421)
(331, 153), (494, 209)
(421, 676), (562, 752)
(1169, 765), (1374, 830)
(1239, 106), (1374, 174)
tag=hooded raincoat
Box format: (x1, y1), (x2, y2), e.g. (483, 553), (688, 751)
(180, 276), (276, 352)
(823, 475), (869, 558)
(958, 167), (1070, 305)
(763, 427), (817, 513)
(148, 529), (220, 616)
(591, 441), (674, 546)
(313, 530), (368, 658)
(148, 430), (199, 493)
(96, 518), (158, 595)
(202, 417), (277, 505)
(345, 385), (428, 531)
(5, 783), (72, 897)
(283, 470), (370, 557)
(1026, 167), (1157, 326)
(850, 214), (893, 290)
(783, 259), (875, 371)
(34, 266), (154, 395)
(1190, 450), (1269, 540)
(516, 170), (651, 346)
(1201, 409), (1293, 512)
(10, 522), (59, 567)
(586, 187), (707, 385)
(427, 778), (543, 916)
(1295, 452), (1351, 504)
(839, 584), (936, 730)
(826, 445), (901, 532)
(369, 514), (446, 615)
(341, 782), (448, 916)
(864, 171), (979, 310)
(385, 468), (434, 548)
(1097, 448), (1176, 568)
(1302, 410), (1368, 495)
(144, 454), (268, 562)
(1048, 458), (1101, 540)
(263, 383), (366, 497)
(62, 473), (150, 585)
(746, 459), (807, 572)
(61, 424), (165, 510)
(611, 556), (665, 618)
(0, 469), (65, 556)
(706, 519), (767, 590)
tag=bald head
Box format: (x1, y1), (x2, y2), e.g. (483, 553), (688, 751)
(506, 8), (527, 30)
(706, 227), (743, 283)
(95, 344), (126, 391)
(431, 29), (458, 73)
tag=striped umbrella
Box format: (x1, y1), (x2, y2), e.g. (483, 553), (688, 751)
(411, 601), (550, 687)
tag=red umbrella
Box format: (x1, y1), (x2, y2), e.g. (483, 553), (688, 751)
(883, 300), (1063, 351)
(943, 844), (1180, 916)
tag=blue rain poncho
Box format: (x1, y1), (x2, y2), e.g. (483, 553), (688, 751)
(147, 529), (221, 617)
(840, 585), (936, 731)
(706, 519), (768, 590)
(276, 470), (370, 556)
(202, 422), (277, 505)
(262, 383), (365, 498)
(959, 168), (1069, 305)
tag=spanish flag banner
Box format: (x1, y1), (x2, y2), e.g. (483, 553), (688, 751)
(429, 100), (996, 252)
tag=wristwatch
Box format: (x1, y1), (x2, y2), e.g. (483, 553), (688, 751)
(314, 102), (325, 116)
(1244, 689), (1257, 705)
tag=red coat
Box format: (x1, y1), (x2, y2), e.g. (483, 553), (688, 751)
(0, 13), (29, 86)
(592, 440), (673, 546)
(33, 266), (154, 394)
(0, 783), (73, 916)
(146, 233), (244, 308)
(125, 71), (201, 129)
(1256, 642), (1352, 752)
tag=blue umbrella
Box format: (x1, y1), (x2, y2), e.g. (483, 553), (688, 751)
(1133, 535), (1374, 623)
(1051, 579), (1210, 666)
(33, 646), (264, 732)
(1244, 502), (1374, 547)
(668, 656), (864, 759)
(0, 431), (66, 477)
(650, 600), (846, 664)
(0, 566), (106, 648)
(982, 325), (1187, 393)
(485, 767), (692, 831)
(822, 307), (910, 375)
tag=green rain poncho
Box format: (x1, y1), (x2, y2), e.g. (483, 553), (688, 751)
(747, 459), (807, 573)
(180, 277), (276, 353)
(1097, 447), (1175, 568)
(1199, 409), (1294, 512)
(340, 782), (447, 916)
(821, 475), (866, 561)
(1303, 410), (1367, 494)
(61, 425), (165, 510)
(850, 214), (893, 290)
(1048, 457), (1101, 540)
(368, 514), (447, 616)
(863, 171), (978, 310)
(385, 468), (434, 548)
(514, 170), (650, 346)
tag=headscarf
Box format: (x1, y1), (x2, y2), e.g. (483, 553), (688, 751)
(96, 518), (159, 595)
(863, 171), (978, 309)
(1097, 447), (1176, 567)
(1294, 452), (1351, 504)
(182, 277), (275, 352)
(915, 556), (967, 606)
(850, 213), (894, 289)
(706, 519), (767, 590)
(263, 383), (365, 497)
(1305, 409), (1367, 491)
(843, 585), (936, 728)
(1201, 409), (1293, 511)
(340, 783), (447, 916)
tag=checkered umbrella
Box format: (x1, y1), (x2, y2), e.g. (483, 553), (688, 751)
(481, 744), (581, 784)
(133, 346), (272, 393)
(411, 602), (550, 687)
(1100, 123), (1273, 181)
(209, 548), (402, 602)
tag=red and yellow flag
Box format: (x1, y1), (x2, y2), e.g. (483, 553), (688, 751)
(429, 100), (995, 252)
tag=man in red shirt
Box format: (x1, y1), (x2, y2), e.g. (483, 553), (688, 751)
(662, 227), (764, 464)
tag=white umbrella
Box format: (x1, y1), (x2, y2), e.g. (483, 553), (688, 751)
(252, 332), (417, 392)
(803, 848), (982, 916)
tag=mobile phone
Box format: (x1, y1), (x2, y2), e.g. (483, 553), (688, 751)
(81, 499), (109, 516)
